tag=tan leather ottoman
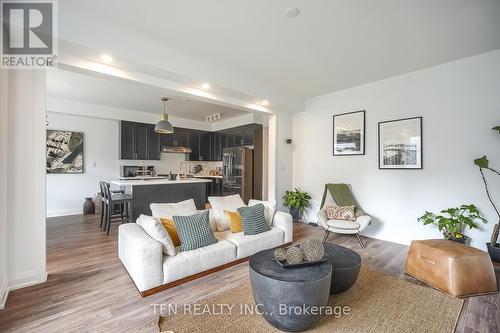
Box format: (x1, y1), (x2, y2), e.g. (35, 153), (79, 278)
(405, 239), (497, 298)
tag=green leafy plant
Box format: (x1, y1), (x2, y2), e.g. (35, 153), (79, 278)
(282, 188), (312, 213)
(474, 126), (500, 247)
(418, 204), (487, 240)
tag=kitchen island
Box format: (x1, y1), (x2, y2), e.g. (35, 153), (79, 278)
(111, 178), (211, 221)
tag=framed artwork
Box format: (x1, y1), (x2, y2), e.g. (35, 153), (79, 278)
(333, 110), (365, 155)
(46, 130), (84, 174)
(378, 117), (422, 169)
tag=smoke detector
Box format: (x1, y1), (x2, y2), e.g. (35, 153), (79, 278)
(284, 7), (300, 19)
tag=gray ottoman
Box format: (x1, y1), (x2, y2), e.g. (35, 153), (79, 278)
(323, 243), (361, 294)
(249, 248), (332, 332)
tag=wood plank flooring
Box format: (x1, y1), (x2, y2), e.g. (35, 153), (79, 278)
(0, 214), (498, 332)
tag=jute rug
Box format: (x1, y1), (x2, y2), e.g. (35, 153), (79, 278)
(158, 267), (463, 333)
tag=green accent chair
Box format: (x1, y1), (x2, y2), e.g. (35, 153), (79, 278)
(317, 183), (371, 248)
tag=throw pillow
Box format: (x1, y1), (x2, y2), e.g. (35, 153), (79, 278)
(324, 205), (338, 220)
(248, 199), (276, 226)
(136, 214), (176, 256)
(159, 218), (181, 246)
(225, 211), (243, 233)
(237, 203), (270, 236)
(208, 194), (246, 231)
(330, 206), (356, 221)
(150, 199), (197, 219)
(173, 210), (217, 252)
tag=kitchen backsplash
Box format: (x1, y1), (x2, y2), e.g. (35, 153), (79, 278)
(119, 154), (222, 176)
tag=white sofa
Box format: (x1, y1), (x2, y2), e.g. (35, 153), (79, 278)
(118, 208), (293, 296)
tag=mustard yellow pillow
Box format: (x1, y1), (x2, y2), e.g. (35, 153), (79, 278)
(160, 218), (181, 246)
(225, 211), (243, 233)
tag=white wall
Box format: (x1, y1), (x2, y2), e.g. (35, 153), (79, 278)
(267, 112), (293, 211)
(6, 70), (47, 290)
(46, 112), (190, 217)
(293, 50), (500, 249)
(0, 71), (8, 308)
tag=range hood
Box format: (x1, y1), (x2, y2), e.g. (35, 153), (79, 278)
(161, 146), (192, 154)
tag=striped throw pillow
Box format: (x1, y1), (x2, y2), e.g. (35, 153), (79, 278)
(173, 210), (217, 252)
(237, 203), (270, 235)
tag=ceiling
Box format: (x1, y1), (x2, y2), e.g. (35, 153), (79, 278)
(47, 70), (249, 121)
(58, 0), (500, 100)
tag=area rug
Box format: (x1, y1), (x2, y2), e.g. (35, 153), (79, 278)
(158, 266), (463, 333)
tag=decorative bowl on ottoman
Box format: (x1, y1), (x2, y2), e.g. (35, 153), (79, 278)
(249, 248), (332, 332)
(405, 239), (497, 298)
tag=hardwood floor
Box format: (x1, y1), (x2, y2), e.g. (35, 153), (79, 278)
(0, 214), (498, 332)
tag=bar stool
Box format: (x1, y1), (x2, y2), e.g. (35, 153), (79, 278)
(100, 181), (133, 235)
(99, 181), (125, 229)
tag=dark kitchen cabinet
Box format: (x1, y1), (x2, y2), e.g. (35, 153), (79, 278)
(135, 125), (149, 160)
(120, 121), (136, 159)
(147, 128), (160, 160)
(173, 128), (190, 147)
(211, 133), (223, 161)
(199, 132), (212, 161)
(119, 121), (160, 160)
(189, 131), (200, 161)
(243, 126), (254, 145)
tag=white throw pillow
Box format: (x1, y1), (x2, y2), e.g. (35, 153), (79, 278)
(150, 199), (197, 219)
(248, 199), (277, 226)
(208, 194), (246, 231)
(136, 214), (176, 256)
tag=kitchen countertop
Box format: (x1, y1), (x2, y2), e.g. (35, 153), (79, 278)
(192, 174), (223, 179)
(111, 178), (212, 187)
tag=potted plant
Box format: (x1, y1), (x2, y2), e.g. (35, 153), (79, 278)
(283, 188), (312, 221)
(417, 204), (487, 244)
(474, 126), (500, 262)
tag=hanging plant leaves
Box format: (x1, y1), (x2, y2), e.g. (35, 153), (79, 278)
(474, 155), (489, 168)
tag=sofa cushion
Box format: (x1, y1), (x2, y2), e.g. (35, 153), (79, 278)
(248, 199), (276, 225)
(136, 214), (176, 256)
(218, 227), (284, 258)
(173, 210), (217, 252)
(208, 194), (246, 231)
(237, 204), (270, 235)
(162, 238), (237, 283)
(150, 199), (197, 219)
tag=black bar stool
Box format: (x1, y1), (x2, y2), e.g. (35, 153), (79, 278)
(100, 181), (133, 235)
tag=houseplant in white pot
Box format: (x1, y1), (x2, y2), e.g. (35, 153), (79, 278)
(474, 126), (500, 262)
(418, 204), (487, 244)
(283, 188), (311, 221)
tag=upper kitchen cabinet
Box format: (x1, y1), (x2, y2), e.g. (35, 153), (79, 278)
(219, 124), (261, 148)
(189, 131), (200, 161)
(199, 132), (212, 161)
(119, 121), (160, 160)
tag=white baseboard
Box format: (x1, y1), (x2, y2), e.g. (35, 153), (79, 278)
(0, 278), (8, 310)
(46, 209), (82, 218)
(8, 270), (47, 291)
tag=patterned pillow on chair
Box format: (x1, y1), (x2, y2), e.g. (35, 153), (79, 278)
(325, 205), (356, 221)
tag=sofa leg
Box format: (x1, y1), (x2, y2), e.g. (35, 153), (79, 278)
(355, 233), (366, 249)
(322, 230), (331, 243)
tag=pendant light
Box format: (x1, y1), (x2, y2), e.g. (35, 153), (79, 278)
(155, 97), (174, 134)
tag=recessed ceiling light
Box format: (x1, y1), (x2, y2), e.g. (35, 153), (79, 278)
(284, 7), (300, 19)
(261, 100), (269, 106)
(101, 54), (113, 63)
(201, 82), (211, 89)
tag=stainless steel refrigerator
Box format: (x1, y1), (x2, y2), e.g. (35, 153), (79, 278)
(222, 147), (253, 202)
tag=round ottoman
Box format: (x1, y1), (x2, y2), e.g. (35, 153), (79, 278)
(249, 248), (332, 332)
(323, 243), (361, 294)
